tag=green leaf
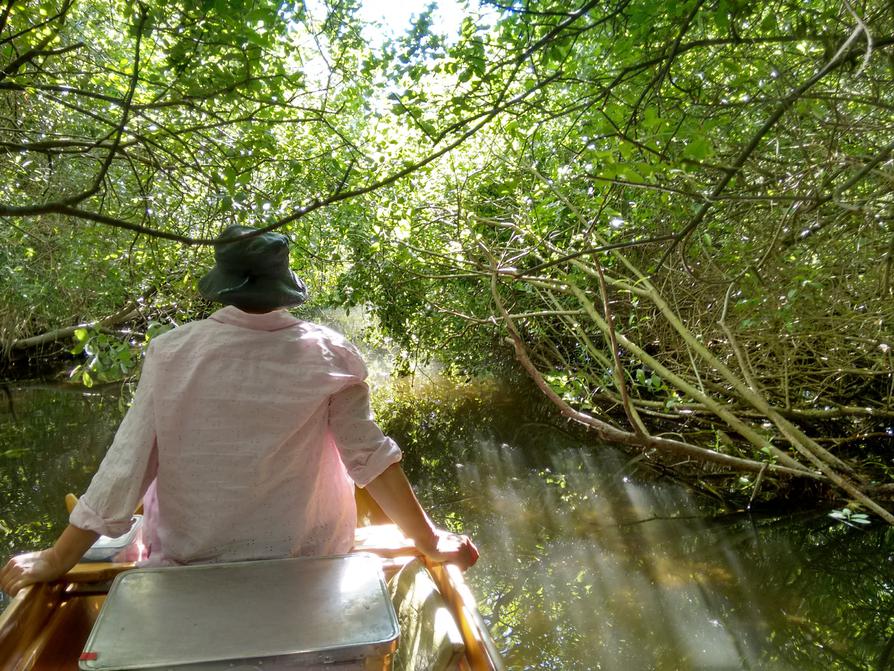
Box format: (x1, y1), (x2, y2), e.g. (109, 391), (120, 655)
(642, 107), (660, 130)
(0, 447), (30, 458)
(682, 137), (712, 160)
(615, 165), (645, 183)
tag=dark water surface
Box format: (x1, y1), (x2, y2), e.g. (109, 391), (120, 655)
(1, 377), (892, 670)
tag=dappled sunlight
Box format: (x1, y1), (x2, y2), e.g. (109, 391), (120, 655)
(454, 441), (803, 670)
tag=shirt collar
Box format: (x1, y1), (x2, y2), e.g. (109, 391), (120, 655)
(209, 305), (301, 332)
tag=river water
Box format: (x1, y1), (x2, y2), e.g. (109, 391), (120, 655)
(1, 375), (892, 670)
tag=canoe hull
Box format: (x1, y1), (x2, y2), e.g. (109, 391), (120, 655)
(0, 527), (502, 671)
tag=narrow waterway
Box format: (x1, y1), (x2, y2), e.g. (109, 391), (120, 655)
(1, 375), (892, 670)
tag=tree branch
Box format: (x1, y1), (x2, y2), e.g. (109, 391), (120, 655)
(489, 268), (818, 479)
(653, 23), (870, 271)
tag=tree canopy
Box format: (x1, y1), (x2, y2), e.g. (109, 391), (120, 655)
(2, 0), (893, 517)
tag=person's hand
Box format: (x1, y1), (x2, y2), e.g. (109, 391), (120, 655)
(415, 529), (479, 571)
(0, 549), (68, 597)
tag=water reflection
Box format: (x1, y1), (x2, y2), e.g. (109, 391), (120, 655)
(0, 384), (123, 558)
(445, 441), (893, 670)
(449, 444), (761, 669)
(1, 376), (892, 670)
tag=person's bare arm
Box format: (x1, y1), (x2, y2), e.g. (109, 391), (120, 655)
(0, 525), (98, 596)
(364, 463), (479, 570)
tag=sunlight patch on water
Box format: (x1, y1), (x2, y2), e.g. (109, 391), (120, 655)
(457, 441), (795, 670)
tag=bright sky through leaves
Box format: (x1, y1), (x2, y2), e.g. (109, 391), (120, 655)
(356, 0), (468, 43)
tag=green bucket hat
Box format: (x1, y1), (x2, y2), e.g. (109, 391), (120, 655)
(198, 225), (308, 311)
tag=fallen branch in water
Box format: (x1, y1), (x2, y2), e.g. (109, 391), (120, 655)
(489, 269), (817, 480)
(8, 301), (142, 352)
(489, 266), (894, 524)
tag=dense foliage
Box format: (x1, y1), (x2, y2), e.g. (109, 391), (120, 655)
(1, 0), (892, 515)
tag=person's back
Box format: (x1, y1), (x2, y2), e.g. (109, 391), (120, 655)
(78, 307), (402, 565)
(150, 313), (359, 563)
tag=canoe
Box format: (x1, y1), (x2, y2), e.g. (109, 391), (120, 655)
(0, 489), (504, 671)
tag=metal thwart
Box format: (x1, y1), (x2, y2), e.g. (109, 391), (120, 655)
(79, 554), (399, 670)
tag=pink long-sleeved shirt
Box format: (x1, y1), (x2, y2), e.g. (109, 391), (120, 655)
(70, 306), (402, 565)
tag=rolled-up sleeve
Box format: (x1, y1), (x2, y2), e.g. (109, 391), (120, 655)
(70, 343), (160, 537)
(327, 340), (402, 487)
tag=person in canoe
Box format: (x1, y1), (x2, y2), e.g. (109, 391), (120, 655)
(1, 225), (478, 596)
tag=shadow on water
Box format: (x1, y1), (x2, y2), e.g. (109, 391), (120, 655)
(1, 373), (892, 670)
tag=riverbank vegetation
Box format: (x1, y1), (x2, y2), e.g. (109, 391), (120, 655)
(1, 0), (892, 518)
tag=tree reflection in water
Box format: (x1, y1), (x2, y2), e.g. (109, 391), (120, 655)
(1, 384), (123, 562)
